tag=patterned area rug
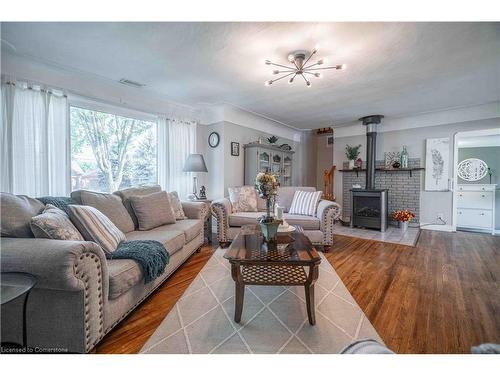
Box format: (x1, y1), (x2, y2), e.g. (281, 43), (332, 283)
(140, 248), (383, 354)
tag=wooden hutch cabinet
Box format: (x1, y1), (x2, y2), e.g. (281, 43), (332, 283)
(243, 143), (294, 186)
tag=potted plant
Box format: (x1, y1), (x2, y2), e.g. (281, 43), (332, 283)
(345, 144), (362, 169)
(392, 210), (416, 232)
(255, 172), (281, 241)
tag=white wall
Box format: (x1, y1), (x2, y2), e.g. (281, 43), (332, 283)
(198, 119), (303, 199)
(334, 114), (500, 229)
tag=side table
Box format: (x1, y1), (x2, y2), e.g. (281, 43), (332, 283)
(189, 198), (213, 244)
(1, 272), (37, 348)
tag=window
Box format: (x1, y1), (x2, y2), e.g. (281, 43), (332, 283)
(70, 106), (157, 193)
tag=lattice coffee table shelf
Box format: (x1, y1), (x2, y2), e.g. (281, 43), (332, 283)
(241, 265), (308, 285)
(224, 224), (321, 325)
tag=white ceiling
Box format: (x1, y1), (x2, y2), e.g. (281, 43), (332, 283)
(1, 22), (499, 129)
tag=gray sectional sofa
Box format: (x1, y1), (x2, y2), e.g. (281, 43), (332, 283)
(1, 185), (208, 353)
(211, 186), (341, 250)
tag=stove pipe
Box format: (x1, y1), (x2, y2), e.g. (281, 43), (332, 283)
(358, 115), (384, 190)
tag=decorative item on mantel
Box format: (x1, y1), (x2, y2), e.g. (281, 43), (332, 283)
(255, 172), (282, 242)
(345, 144), (362, 169)
(354, 158), (362, 169)
(392, 210), (416, 232)
(280, 143), (292, 151)
(400, 145), (409, 169)
(385, 151), (401, 169)
(267, 136), (279, 144)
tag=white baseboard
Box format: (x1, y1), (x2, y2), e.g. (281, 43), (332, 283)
(419, 223), (454, 232)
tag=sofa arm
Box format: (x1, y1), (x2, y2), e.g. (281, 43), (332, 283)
(181, 201), (209, 220)
(317, 199), (342, 246)
(211, 198), (231, 243)
(1, 238), (108, 352)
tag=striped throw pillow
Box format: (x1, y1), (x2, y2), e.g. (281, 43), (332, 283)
(68, 205), (126, 254)
(288, 190), (323, 217)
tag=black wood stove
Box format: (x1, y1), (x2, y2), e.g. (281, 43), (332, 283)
(350, 115), (388, 232)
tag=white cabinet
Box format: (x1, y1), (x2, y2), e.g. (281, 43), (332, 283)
(456, 184), (496, 234)
(244, 143), (294, 186)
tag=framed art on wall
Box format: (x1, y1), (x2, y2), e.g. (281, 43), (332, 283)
(425, 137), (450, 191)
(231, 142), (240, 156)
(326, 136), (334, 148)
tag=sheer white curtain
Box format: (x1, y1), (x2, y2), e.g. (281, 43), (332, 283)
(1, 82), (69, 196)
(157, 116), (197, 198)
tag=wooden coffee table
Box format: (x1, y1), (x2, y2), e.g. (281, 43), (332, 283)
(224, 224), (321, 325)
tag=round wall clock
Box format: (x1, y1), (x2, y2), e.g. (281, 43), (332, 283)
(208, 131), (220, 148)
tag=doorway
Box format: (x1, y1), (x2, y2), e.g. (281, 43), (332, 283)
(453, 128), (500, 235)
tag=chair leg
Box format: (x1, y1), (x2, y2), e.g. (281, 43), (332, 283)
(323, 245), (331, 253)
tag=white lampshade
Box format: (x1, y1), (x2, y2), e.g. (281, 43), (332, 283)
(183, 154), (208, 173)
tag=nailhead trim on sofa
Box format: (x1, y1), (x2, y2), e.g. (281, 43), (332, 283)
(211, 202), (229, 243)
(74, 252), (104, 352)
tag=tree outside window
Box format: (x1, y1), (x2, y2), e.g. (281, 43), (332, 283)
(70, 106), (157, 193)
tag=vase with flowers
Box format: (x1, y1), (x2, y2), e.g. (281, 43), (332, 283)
(255, 172), (282, 241)
(391, 210), (416, 232)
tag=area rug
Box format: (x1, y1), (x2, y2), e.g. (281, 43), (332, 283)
(140, 248), (383, 354)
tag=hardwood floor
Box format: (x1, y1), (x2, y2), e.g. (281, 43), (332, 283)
(96, 230), (500, 354)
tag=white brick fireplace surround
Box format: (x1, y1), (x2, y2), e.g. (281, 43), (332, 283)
(342, 158), (422, 224)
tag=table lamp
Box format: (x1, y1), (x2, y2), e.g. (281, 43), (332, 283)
(183, 154), (208, 199)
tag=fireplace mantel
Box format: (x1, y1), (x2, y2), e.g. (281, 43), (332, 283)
(339, 167), (425, 178)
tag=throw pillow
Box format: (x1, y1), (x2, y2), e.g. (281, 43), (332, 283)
(288, 190), (323, 217)
(113, 185), (162, 229)
(70, 190), (135, 233)
(228, 186), (258, 213)
(68, 205), (126, 254)
(31, 204), (84, 241)
(0, 193), (45, 238)
(168, 191), (187, 220)
(129, 191), (176, 231)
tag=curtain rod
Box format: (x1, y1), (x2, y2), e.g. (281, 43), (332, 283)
(4, 81), (68, 98)
(2, 77), (199, 124)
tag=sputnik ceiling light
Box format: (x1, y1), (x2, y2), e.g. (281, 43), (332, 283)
(264, 47), (346, 87)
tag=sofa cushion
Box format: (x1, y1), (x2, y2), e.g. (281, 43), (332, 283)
(68, 205), (126, 254)
(283, 213), (321, 230)
(228, 212), (320, 230)
(0, 193), (45, 238)
(126, 226), (185, 255)
(114, 185), (162, 229)
(228, 186), (258, 212)
(129, 191), (176, 231)
(228, 212), (262, 227)
(168, 191), (187, 220)
(30, 204), (84, 241)
(71, 190), (134, 233)
(166, 219), (203, 243)
(107, 259), (143, 299)
(277, 186), (316, 212)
